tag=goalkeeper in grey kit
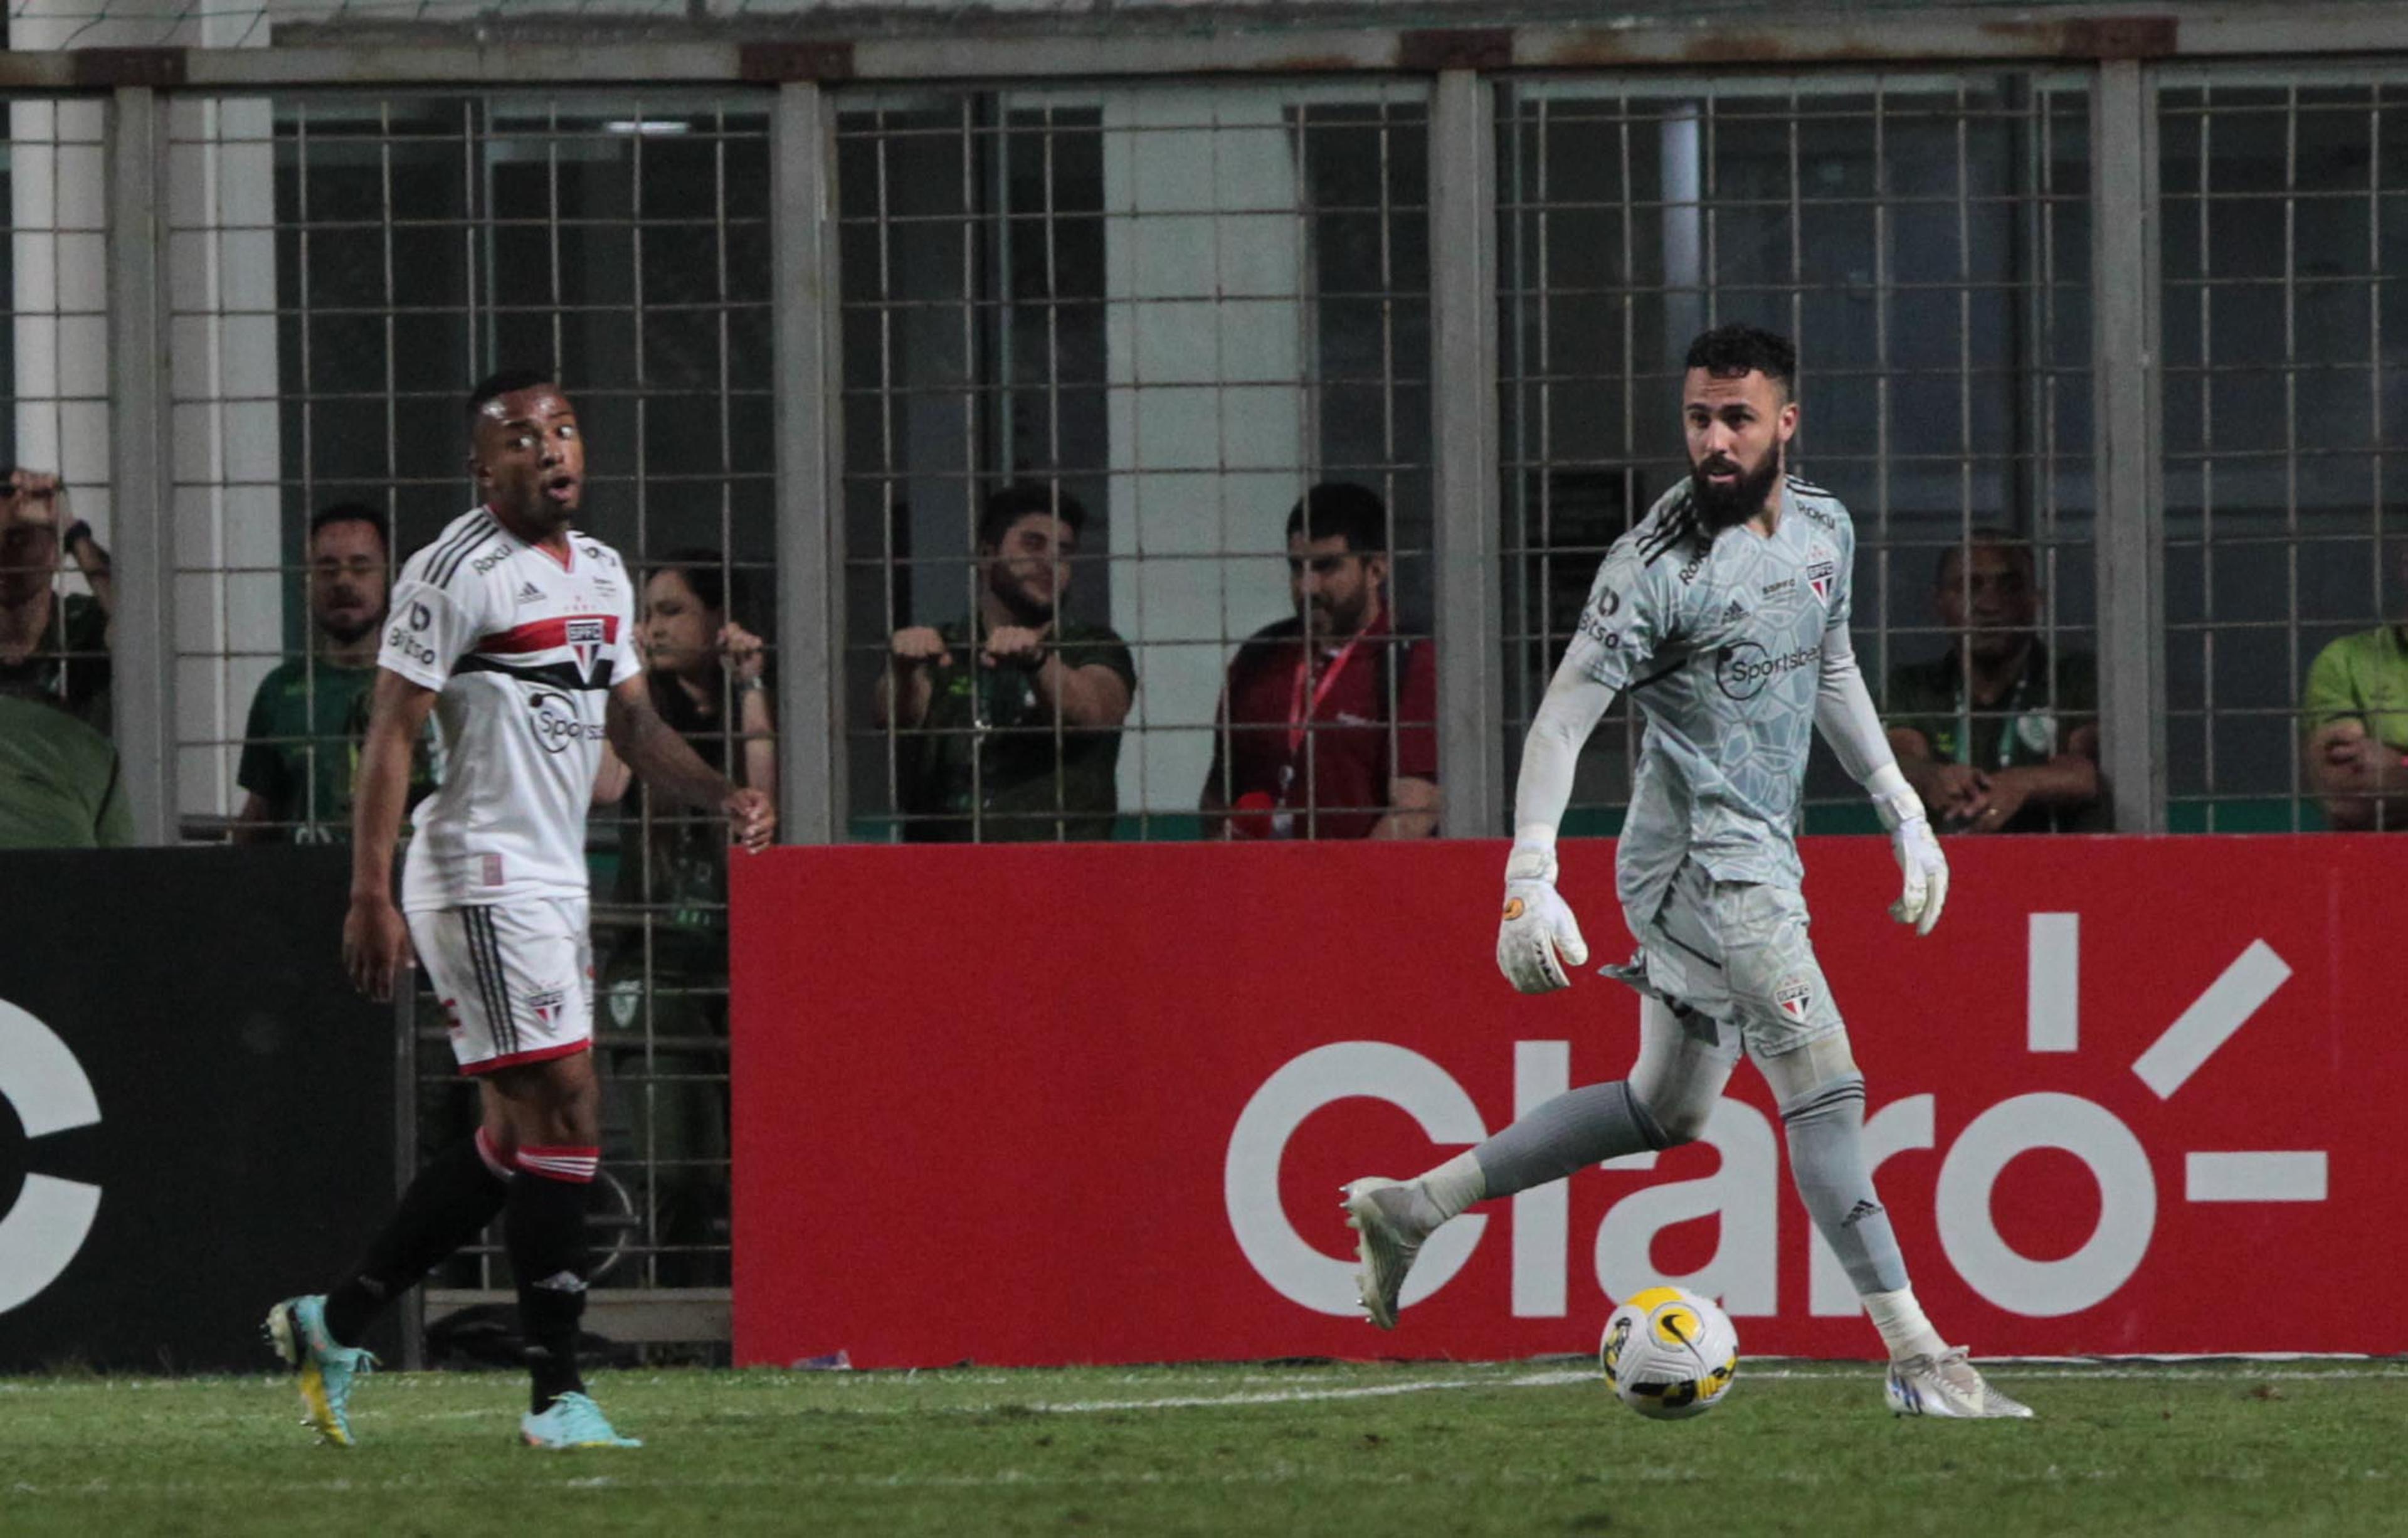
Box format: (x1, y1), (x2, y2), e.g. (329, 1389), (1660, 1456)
(1343, 324), (2032, 1419)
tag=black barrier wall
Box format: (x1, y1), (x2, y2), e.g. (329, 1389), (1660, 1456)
(0, 848), (394, 1371)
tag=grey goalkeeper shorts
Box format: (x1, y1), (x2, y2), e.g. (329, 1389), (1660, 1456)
(1602, 858), (1847, 1062)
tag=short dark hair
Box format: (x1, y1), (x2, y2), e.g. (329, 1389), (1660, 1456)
(465, 369), (558, 435)
(1935, 529), (2036, 586)
(1284, 482), (1389, 555)
(977, 484), (1087, 551)
(1684, 324), (1797, 396)
(307, 501), (388, 554)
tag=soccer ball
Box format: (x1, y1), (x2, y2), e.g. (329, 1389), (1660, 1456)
(1598, 1286), (1739, 1421)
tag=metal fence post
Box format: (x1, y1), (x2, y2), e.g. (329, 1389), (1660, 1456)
(106, 85), (176, 844)
(2093, 60), (2166, 833)
(773, 79), (847, 845)
(391, 984), (423, 1370)
(1429, 68), (1506, 837)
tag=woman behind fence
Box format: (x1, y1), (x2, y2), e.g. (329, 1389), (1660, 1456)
(591, 548), (774, 1286)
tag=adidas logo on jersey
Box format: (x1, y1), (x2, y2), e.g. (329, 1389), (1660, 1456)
(516, 580), (544, 606)
(1724, 598), (1747, 623)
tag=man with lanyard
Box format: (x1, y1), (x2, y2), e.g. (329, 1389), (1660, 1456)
(1200, 482), (1439, 839)
(1884, 531), (2103, 834)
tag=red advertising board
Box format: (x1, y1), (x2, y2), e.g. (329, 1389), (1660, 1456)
(731, 837), (2408, 1367)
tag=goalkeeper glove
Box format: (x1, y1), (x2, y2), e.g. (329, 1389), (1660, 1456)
(1874, 783), (1949, 936)
(1496, 844), (1589, 993)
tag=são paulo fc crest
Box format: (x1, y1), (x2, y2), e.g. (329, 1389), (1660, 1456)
(1805, 560), (1837, 606)
(1774, 975), (1814, 1022)
(528, 987), (567, 1031)
(566, 617), (606, 681)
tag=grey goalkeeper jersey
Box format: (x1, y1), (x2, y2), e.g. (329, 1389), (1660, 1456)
(1564, 474), (1859, 923)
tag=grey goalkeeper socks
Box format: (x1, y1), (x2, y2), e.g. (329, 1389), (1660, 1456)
(1464, 1080), (1669, 1202)
(1780, 1072), (1908, 1295)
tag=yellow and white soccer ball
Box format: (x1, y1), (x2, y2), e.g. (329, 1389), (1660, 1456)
(1598, 1286), (1740, 1421)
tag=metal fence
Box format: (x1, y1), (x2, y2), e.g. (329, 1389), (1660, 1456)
(11, 9), (2407, 1302)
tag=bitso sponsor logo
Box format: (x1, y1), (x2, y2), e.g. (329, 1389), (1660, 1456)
(386, 623), (439, 669)
(1576, 608), (1623, 650)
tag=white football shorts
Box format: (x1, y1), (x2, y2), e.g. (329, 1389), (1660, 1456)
(408, 898), (594, 1074)
(1606, 859), (1846, 1061)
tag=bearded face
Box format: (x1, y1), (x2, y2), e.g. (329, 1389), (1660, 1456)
(1682, 368), (1797, 531)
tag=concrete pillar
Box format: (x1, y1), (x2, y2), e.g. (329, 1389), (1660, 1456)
(1101, 88), (1307, 825)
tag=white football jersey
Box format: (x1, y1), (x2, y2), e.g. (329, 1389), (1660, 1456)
(379, 506), (643, 911)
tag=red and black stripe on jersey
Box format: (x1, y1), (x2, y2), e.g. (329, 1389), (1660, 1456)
(452, 614), (622, 692)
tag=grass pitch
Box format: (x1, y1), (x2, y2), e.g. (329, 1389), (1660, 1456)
(3, 1359), (2402, 1536)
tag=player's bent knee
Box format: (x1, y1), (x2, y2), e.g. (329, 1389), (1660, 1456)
(1645, 1095), (1713, 1146)
(1756, 1030), (1861, 1105)
(1626, 1077), (1710, 1147)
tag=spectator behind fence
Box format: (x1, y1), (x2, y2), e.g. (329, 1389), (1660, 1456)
(1883, 531), (2103, 834)
(0, 470), (113, 729)
(235, 504), (440, 843)
(877, 484), (1136, 842)
(1200, 482), (1440, 839)
(591, 549), (773, 1284)
(2303, 539), (2408, 830)
(0, 692), (133, 849)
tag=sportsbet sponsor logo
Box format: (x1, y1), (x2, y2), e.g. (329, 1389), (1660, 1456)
(527, 689), (605, 754)
(1225, 916), (2321, 1323)
(1714, 640), (1820, 700)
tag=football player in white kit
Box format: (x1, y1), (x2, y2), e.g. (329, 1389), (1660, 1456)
(268, 371), (774, 1450)
(1342, 326), (2033, 1419)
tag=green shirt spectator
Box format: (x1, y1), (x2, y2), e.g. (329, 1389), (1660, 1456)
(897, 616), (1137, 842)
(0, 590), (109, 727)
(236, 659), (440, 842)
(1884, 531), (2105, 834)
(2302, 593), (2408, 830)
(1886, 643), (2099, 776)
(235, 503), (439, 842)
(0, 472), (114, 731)
(0, 694), (133, 849)
(2303, 625), (2408, 746)
(876, 484), (1138, 843)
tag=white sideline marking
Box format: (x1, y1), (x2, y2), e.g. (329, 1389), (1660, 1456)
(1035, 1369), (1593, 1412)
(2133, 940), (2290, 1099)
(2027, 913), (2079, 1053)
(2186, 1151), (2328, 1202)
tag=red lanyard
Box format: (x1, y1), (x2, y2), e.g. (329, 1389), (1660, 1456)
(1286, 632), (1366, 762)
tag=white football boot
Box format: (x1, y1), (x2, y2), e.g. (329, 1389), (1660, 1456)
(1339, 1177), (1428, 1330)
(1885, 1347), (2036, 1419)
